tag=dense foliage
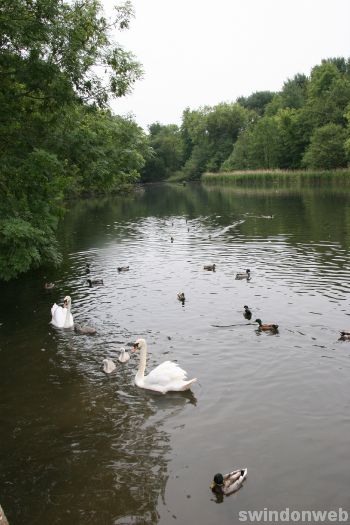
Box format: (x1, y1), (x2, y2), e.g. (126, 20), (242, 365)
(142, 57), (350, 182)
(1, 0), (350, 285)
(0, 0), (150, 280)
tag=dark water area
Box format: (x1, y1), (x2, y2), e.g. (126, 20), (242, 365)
(1, 182), (350, 524)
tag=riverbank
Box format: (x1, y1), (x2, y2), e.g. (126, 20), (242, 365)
(202, 168), (350, 185)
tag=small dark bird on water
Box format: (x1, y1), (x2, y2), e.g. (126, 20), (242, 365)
(243, 305), (252, 320)
(204, 264), (216, 271)
(177, 292), (185, 304)
(87, 278), (104, 287)
(117, 266), (129, 272)
(74, 323), (97, 335)
(86, 264), (90, 274)
(171, 237), (174, 243)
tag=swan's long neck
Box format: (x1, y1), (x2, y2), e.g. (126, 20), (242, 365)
(63, 301), (71, 328)
(136, 342), (147, 380)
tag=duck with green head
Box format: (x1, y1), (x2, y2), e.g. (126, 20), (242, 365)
(255, 319), (279, 331)
(235, 269), (251, 280)
(210, 469), (247, 496)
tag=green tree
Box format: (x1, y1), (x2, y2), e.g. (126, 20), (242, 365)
(180, 103), (250, 178)
(221, 129), (254, 170)
(205, 103), (249, 171)
(180, 107), (211, 179)
(303, 62), (350, 129)
(0, 0), (144, 280)
(142, 123), (184, 182)
(237, 91), (276, 115)
(302, 124), (347, 169)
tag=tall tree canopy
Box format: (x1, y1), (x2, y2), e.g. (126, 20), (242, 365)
(141, 123), (184, 182)
(0, 0), (148, 280)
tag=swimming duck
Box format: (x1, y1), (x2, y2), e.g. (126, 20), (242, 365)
(74, 323), (97, 335)
(339, 331), (350, 341)
(85, 264), (91, 274)
(87, 278), (104, 286)
(102, 358), (116, 374)
(171, 237), (174, 243)
(118, 347), (130, 363)
(235, 269), (251, 280)
(44, 282), (55, 290)
(243, 305), (252, 320)
(177, 292), (185, 303)
(211, 469), (248, 496)
(204, 264), (216, 271)
(117, 266), (129, 272)
(255, 318), (279, 331)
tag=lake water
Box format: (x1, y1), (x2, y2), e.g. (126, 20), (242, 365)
(1, 182), (350, 524)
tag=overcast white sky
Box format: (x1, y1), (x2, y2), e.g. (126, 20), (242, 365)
(103, 0), (350, 130)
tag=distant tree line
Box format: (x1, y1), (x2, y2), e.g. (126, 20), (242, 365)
(0, 0), (151, 280)
(142, 57), (350, 182)
(1, 1), (350, 283)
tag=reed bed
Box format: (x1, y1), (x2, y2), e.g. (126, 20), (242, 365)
(202, 169), (350, 186)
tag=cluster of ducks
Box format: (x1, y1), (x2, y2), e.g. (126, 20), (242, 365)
(243, 305), (279, 332)
(48, 259), (265, 497)
(202, 265), (251, 281)
(45, 263), (130, 292)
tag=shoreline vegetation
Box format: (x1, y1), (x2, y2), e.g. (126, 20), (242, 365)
(202, 168), (350, 185)
(1, 2), (350, 282)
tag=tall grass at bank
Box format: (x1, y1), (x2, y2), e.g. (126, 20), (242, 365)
(202, 169), (350, 186)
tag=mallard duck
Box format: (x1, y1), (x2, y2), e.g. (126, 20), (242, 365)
(74, 323), (97, 335)
(243, 305), (252, 320)
(132, 338), (197, 393)
(204, 264), (216, 271)
(118, 347), (130, 363)
(255, 318), (279, 331)
(211, 469), (247, 496)
(235, 269), (251, 280)
(44, 282), (55, 290)
(87, 278), (104, 286)
(339, 331), (350, 341)
(177, 292), (185, 303)
(102, 358), (116, 374)
(117, 266), (129, 272)
(85, 263), (91, 274)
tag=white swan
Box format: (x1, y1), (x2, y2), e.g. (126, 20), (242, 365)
(51, 296), (74, 328)
(102, 358), (116, 374)
(132, 338), (197, 394)
(118, 347), (130, 363)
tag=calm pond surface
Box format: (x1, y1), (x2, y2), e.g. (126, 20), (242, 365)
(1, 182), (350, 524)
